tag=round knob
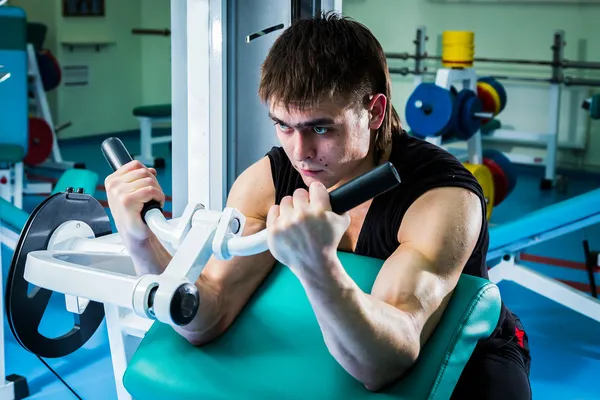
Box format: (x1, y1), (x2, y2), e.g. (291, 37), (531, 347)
(76, 187), (85, 194)
(170, 283), (199, 326)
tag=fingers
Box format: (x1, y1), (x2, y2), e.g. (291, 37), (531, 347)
(292, 188), (309, 210)
(266, 204), (280, 228)
(308, 181), (331, 211)
(122, 186), (165, 209)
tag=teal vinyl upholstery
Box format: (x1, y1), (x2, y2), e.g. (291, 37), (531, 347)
(123, 251), (501, 399)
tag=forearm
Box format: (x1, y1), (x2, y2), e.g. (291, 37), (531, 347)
(124, 234), (172, 275)
(299, 258), (421, 391)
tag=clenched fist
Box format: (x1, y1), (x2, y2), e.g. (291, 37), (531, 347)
(105, 160), (166, 244)
(266, 181), (350, 280)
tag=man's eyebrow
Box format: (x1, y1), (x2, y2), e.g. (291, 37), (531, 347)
(268, 112), (336, 128)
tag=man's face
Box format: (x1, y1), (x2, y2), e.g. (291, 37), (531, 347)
(269, 95), (386, 189)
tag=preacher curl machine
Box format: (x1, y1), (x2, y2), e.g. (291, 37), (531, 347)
(5, 137), (401, 379)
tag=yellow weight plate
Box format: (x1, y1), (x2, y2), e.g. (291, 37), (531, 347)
(476, 81), (501, 115)
(464, 163), (495, 221)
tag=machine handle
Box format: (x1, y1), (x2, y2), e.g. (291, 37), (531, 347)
(225, 161), (402, 257)
(329, 162), (401, 214)
(101, 137), (163, 223)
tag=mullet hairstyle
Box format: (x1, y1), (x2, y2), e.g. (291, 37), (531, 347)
(258, 12), (404, 164)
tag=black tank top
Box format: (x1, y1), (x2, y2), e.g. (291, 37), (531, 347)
(266, 132), (515, 338)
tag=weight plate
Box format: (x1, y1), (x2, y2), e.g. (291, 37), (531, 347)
(483, 158), (509, 206)
(24, 117), (54, 166)
(454, 89), (482, 140)
(483, 149), (517, 195)
(405, 83), (455, 138)
(476, 82), (499, 124)
(463, 162), (495, 220)
(479, 77), (507, 113)
(5, 191), (112, 358)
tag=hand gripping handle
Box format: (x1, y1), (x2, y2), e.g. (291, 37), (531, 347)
(101, 137), (162, 223)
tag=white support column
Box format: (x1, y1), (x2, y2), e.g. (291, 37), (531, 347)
(170, 0), (189, 217)
(172, 0), (226, 215)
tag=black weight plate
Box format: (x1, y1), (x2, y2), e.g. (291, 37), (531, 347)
(5, 191), (112, 358)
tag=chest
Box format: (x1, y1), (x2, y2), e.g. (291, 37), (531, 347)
(338, 199), (373, 253)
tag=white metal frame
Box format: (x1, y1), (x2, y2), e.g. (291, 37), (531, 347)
(488, 254), (600, 323)
(134, 115), (172, 167)
(487, 209), (600, 323)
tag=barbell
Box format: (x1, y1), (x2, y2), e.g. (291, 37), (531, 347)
(405, 77), (507, 140)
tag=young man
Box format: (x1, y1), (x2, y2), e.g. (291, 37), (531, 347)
(105, 12), (531, 399)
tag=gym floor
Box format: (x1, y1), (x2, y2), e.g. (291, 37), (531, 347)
(3, 132), (600, 399)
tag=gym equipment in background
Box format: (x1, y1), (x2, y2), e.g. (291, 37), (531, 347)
(405, 77), (505, 141)
(582, 94), (600, 120)
(487, 187), (600, 324)
(0, 1), (29, 383)
(26, 41), (83, 171)
(390, 26), (596, 190)
(130, 27), (172, 169)
(0, 5), (35, 209)
(4, 138), (503, 400)
(132, 104), (171, 168)
(0, 167), (98, 400)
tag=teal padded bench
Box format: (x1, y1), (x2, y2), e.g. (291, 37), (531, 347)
(122, 251), (501, 399)
(132, 103), (171, 169)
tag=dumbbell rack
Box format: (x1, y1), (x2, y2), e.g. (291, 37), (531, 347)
(426, 67), (483, 165)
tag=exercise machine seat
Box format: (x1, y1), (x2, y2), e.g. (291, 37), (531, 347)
(489, 187), (600, 253)
(123, 251), (501, 399)
(132, 104), (172, 118)
(0, 144), (25, 163)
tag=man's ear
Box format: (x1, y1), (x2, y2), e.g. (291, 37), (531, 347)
(367, 94), (387, 130)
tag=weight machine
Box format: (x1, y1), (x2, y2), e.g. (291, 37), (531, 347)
(390, 26), (598, 189)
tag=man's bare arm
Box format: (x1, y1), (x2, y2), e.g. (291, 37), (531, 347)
(298, 187), (483, 390)
(139, 156), (278, 345)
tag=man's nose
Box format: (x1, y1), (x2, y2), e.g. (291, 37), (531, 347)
(293, 132), (316, 161)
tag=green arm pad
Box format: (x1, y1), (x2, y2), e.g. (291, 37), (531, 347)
(132, 104), (172, 118)
(123, 251), (501, 400)
(51, 168), (99, 196)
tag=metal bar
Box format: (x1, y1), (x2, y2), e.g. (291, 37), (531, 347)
(564, 77), (600, 87)
(387, 52), (600, 71)
(564, 60), (600, 70)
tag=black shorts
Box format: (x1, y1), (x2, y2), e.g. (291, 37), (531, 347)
(451, 313), (532, 400)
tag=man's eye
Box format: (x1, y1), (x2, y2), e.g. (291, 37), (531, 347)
(314, 126), (328, 135)
(277, 123), (291, 131)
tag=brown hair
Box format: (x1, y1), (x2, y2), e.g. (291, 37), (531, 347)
(259, 12), (404, 164)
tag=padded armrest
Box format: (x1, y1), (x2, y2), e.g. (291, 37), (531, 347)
(123, 252), (501, 399)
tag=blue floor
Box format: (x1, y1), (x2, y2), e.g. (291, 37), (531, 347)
(3, 133), (600, 399)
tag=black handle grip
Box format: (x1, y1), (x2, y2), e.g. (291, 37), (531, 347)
(101, 137), (163, 222)
(330, 162), (401, 214)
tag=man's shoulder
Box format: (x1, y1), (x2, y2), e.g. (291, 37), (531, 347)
(391, 135), (469, 181)
(226, 156), (276, 220)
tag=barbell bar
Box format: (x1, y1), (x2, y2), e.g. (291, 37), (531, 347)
(386, 52), (600, 71)
(391, 68), (600, 88)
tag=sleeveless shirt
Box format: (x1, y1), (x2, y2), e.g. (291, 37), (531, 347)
(265, 131), (515, 338)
